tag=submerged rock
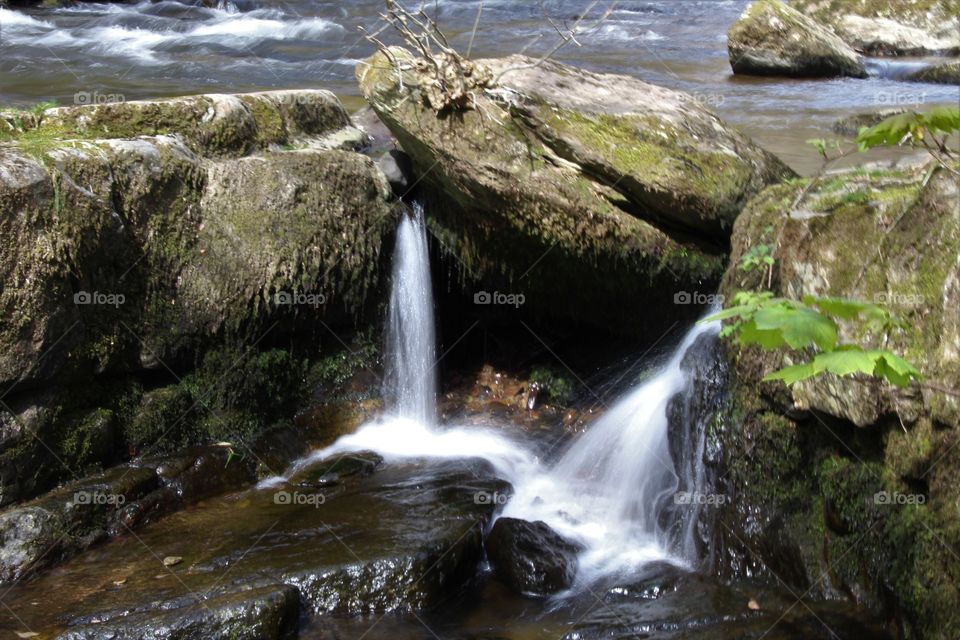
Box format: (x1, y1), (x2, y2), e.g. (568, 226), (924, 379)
(486, 517), (583, 595)
(358, 47), (791, 334)
(727, 0), (868, 78)
(790, 0), (960, 56)
(906, 59), (960, 85)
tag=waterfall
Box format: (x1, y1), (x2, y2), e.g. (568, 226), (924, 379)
(383, 201), (437, 425)
(276, 213), (724, 584)
(500, 318), (721, 580)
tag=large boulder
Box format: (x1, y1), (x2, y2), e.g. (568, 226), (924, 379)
(715, 161), (960, 638)
(727, 0), (868, 78)
(358, 48), (792, 334)
(0, 90), (397, 500)
(790, 0), (960, 56)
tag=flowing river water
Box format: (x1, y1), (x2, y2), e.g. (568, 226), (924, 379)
(1, 0), (957, 172)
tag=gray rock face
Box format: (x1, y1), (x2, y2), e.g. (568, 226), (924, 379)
(728, 0), (868, 78)
(486, 517), (583, 595)
(907, 60), (960, 85)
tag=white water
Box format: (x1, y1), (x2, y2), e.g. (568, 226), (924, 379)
(269, 199), (721, 585)
(383, 201), (437, 425)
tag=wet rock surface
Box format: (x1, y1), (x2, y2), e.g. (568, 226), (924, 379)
(55, 583), (300, 640)
(727, 0), (868, 78)
(0, 457), (510, 636)
(486, 517), (583, 595)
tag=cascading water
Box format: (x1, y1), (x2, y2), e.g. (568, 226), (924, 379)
(276, 198), (724, 587)
(382, 201), (437, 425)
(500, 319), (721, 581)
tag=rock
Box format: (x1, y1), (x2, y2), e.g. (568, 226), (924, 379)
(831, 108), (907, 136)
(790, 0), (960, 56)
(906, 59), (960, 85)
(290, 450), (383, 488)
(723, 162), (959, 428)
(358, 47), (792, 334)
(0, 90), (395, 391)
(717, 161), (960, 638)
(0, 458), (511, 633)
(727, 0), (868, 78)
(486, 517), (582, 595)
(377, 149), (415, 195)
(0, 89), (398, 495)
(55, 583), (300, 640)
(0, 444), (257, 583)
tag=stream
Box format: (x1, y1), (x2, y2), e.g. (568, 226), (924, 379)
(1, 0), (957, 172)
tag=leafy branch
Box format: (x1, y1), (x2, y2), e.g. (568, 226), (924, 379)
(704, 292), (921, 388)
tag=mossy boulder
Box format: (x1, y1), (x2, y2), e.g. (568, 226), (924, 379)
(728, 0), (868, 78)
(906, 59), (960, 85)
(716, 161), (960, 638)
(0, 92), (395, 391)
(358, 47), (792, 334)
(790, 0), (960, 55)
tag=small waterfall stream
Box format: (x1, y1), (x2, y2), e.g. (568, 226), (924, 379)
(383, 201), (437, 425)
(280, 201), (723, 586)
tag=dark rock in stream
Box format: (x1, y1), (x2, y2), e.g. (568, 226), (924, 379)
(486, 517), (583, 596)
(291, 450), (384, 488)
(55, 583), (300, 640)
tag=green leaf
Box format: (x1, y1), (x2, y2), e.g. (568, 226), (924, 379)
(857, 112), (919, 150)
(810, 349), (879, 377)
(763, 362), (816, 385)
(872, 351), (923, 387)
(738, 319), (789, 349)
(752, 306), (838, 350)
(922, 106), (960, 137)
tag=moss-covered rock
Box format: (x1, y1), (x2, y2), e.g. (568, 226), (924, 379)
(716, 161), (960, 638)
(906, 59), (960, 85)
(0, 89), (397, 502)
(790, 0), (960, 55)
(728, 0), (868, 78)
(358, 48), (791, 334)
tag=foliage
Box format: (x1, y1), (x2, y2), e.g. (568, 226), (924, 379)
(529, 366), (576, 406)
(705, 291), (922, 388)
(737, 243), (774, 273)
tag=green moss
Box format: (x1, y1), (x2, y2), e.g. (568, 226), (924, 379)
(529, 366), (576, 406)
